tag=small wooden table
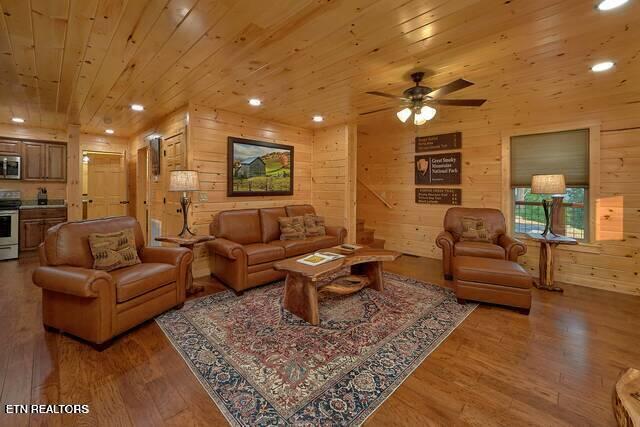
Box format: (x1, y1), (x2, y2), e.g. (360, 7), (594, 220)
(273, 248), (400, 325)
(526, 233), (577, 292)
(155, 235), (215, 295)
(614, 368), (640, 427)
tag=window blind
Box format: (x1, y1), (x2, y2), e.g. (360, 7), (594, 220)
(510, 129), (589, 187)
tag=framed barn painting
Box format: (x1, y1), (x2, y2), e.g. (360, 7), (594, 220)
(227, 137), (294, 196)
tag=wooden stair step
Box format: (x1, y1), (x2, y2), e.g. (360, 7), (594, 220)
(371, 238), (385, 249)
(356, 229), (375, 244)
(356, 218), (365, 232)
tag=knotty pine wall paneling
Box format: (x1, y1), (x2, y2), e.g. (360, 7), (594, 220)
(188, 105), (314, 277)
(357, 103), (640, 296)
(312, 123), (357, 242)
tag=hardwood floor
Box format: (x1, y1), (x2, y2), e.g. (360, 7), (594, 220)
(1, 253), (638, 426)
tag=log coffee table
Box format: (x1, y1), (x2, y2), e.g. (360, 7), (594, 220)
(273, 248), (400, 325)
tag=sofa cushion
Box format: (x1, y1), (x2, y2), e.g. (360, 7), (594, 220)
(269, 239), (317, 257)
(285, 204), (315, 217)
(213, 209), (262, 245)
(307, 235), (339, 251)
(455, 241), (505, 259)
(88, 228), (141, 271)
(244, 243), (285, 265)
(459, 216), (492, 243)
(454, 256), (532, 289)
(111, 263), (176, 303)
(260, 207), (287, 243)
(304, 214), (326, 237)
(278, 216), (306, 240)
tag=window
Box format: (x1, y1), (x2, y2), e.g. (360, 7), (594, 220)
(510, 129), (590, 241)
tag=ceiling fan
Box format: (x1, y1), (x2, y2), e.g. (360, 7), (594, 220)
(361, 72), (486, 125)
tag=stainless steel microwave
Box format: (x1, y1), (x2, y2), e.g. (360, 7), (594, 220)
(1, 156), (20, 179)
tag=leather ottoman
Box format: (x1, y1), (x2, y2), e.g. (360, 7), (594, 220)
(453, 256), (532, 314)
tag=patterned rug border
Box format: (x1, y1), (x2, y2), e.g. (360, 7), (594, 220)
(156, 272), (477, 426)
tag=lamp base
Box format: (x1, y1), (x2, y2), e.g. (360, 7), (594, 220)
(541, 199), (559, 238)
(178, 195), (195, 238)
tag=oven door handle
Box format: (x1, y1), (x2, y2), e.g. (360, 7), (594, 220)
(0, 210), (19, 215)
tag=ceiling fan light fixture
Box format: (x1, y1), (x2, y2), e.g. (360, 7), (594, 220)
(396, 108), (412, 123)
(419, 105), (437, 121)
(413, 105), (437, 125)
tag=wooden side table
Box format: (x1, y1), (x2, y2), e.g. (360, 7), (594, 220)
(155, 235), (215, 295)
(526, 233), (577, 292)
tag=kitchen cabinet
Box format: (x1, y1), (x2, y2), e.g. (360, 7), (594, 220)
(19, 207), (67, 252)
(0, 140), (20, 154)
(22, 141), (66, 182)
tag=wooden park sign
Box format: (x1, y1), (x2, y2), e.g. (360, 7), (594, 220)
(415, 132), (461, 152)
(415, 188), (462, 205)
(415, 152), (461, 185)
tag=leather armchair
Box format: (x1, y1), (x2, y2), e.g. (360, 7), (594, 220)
(32, 216), (192, 350)
(436, 208), (526, 279)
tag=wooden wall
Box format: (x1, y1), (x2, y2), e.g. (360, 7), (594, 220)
(128, 107), (189, 228)
(311, 124), (357, 242)
(187, 105), (314, 277)
(357, 104), (640, 296)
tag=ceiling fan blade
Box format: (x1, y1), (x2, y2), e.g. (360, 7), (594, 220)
(359, 106), (396, 116)
(366, 91), (407, 100)
(428, 79), (474, 99)
(434, 99), (487, 107)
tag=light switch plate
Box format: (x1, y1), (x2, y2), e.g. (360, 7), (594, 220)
(198, 192), (208, 202)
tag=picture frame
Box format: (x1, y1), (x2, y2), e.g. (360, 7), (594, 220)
(227, 137), (294, 197)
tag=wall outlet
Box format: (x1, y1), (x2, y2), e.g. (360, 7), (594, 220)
(198, 192), (208, 202)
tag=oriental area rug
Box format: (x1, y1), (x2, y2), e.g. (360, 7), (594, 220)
(156, 271), (476, 426)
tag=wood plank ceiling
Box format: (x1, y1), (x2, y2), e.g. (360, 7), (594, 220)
(0, 0), (638, 136)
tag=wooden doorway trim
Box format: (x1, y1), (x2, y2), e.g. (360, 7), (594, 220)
(137, 147), (149, 241)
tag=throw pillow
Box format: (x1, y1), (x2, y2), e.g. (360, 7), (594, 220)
(303, 214), (326, 237)
(459, 216), (492, 243)
(88, 228), (141, 271)
(278, 216), (305, 240)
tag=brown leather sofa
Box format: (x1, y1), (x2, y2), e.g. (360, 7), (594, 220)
(436, 207), (527, 279)
(32, 216), (192, 350)
(207, 204), (346, 293)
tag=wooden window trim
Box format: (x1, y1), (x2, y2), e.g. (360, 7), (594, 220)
(501, 121), (600, 245)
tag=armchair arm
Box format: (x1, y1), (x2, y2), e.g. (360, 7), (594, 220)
(206, 238), (246, 260)
(435, 231), (455, 250)
(498, 234), (527, 261)
(32, 265), (114, 298)
(435, 231), (456, 279)
(140, 246), (192, 266)
(325, 225), (347, 244)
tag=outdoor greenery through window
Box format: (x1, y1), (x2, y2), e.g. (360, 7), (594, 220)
(513, 188), (587, 240)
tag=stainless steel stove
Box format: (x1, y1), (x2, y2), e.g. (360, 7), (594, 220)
(0, 190), (21, 260)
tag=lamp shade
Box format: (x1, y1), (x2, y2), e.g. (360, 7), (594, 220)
(169, 170), (200, 192)
(531, 174), (566, 195)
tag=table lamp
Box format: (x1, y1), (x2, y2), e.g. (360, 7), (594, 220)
(530, 174), (566, 237)
(169, 170), (199, 238)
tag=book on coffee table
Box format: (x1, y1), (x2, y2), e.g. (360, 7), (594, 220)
(297, 252), (345, 266)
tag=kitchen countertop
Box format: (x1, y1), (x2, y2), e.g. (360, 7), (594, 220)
(19, 204), (67, 210)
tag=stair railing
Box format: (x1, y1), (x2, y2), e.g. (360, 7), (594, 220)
(357, 178), (393, 209)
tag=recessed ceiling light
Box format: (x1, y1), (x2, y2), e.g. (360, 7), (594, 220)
(248, 98), (262, 106)
(312, 115), (324, 122)
(591, 61), (615, 72)
(597, 0), (629, 11)
(11, 117), (25, 123)
(130, 104), (144, 111)
(105, 129), (115, 134)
